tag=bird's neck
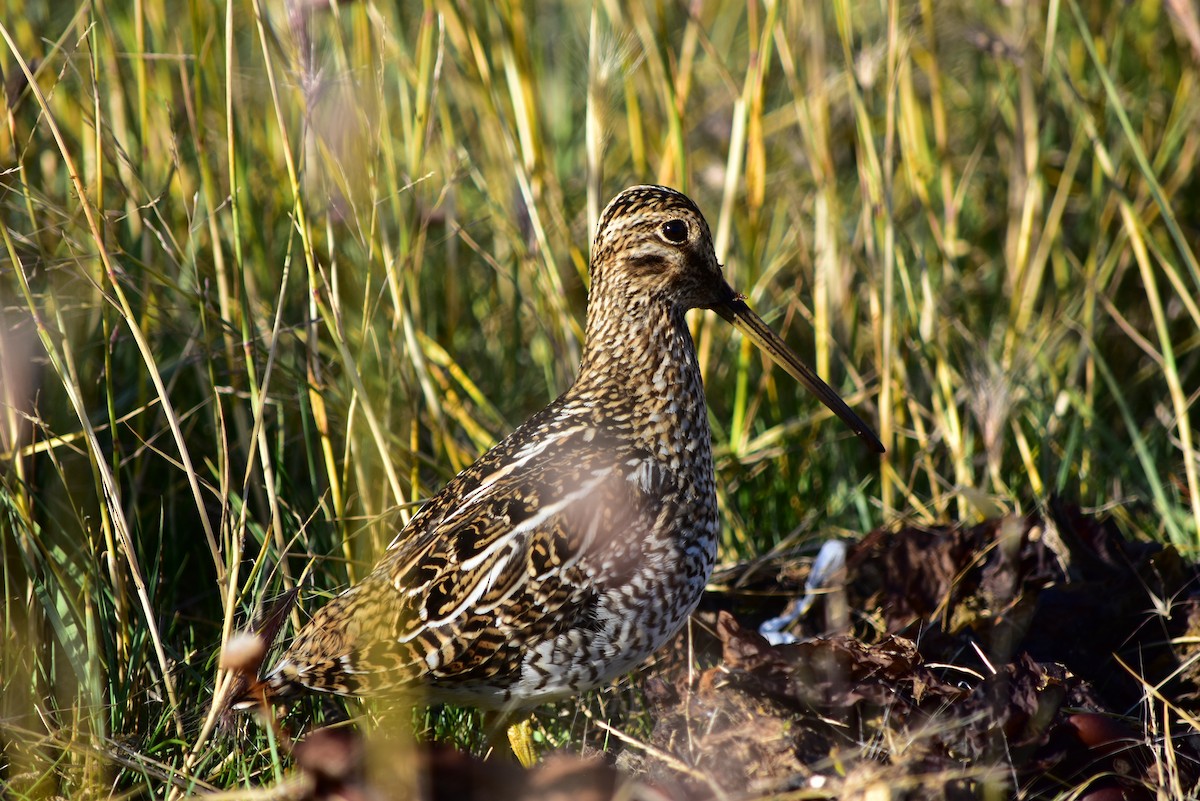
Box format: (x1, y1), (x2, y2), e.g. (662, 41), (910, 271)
(571, 288), (711, 453)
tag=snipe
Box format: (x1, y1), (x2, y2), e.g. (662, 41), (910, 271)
(246, 185), (882, 761)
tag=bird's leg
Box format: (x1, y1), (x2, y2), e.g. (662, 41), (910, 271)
(481, 710), (538, 768)
(507, 718), (537, 768)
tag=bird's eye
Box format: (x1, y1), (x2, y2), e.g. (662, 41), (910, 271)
(660, 219), (689, 244)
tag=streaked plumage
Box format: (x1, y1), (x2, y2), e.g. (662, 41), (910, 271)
(262, 185), (882, 713)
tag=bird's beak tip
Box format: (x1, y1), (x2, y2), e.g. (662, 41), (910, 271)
(711, 295), (884, 455)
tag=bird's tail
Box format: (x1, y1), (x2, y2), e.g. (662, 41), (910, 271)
(214, 588), (301, 720)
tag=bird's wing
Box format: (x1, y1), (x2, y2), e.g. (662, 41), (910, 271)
(270, 419), (674, 695)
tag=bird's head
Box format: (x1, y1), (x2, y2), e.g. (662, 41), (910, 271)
(590, 184), (730, 310)
(589, 184), (885, 454)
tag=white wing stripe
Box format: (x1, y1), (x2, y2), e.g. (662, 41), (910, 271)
(443, 426), (591, 525)
(457, 469), (612, 574)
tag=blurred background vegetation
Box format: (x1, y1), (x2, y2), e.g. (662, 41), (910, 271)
(1, 0), (1198, 796)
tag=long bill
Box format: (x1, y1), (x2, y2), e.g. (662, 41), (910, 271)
(711, 295), (885, 454)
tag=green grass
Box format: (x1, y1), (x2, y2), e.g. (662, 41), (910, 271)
(1, 0), (1198, 797)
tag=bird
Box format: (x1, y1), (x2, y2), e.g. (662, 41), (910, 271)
(242, 185), (883, 762)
